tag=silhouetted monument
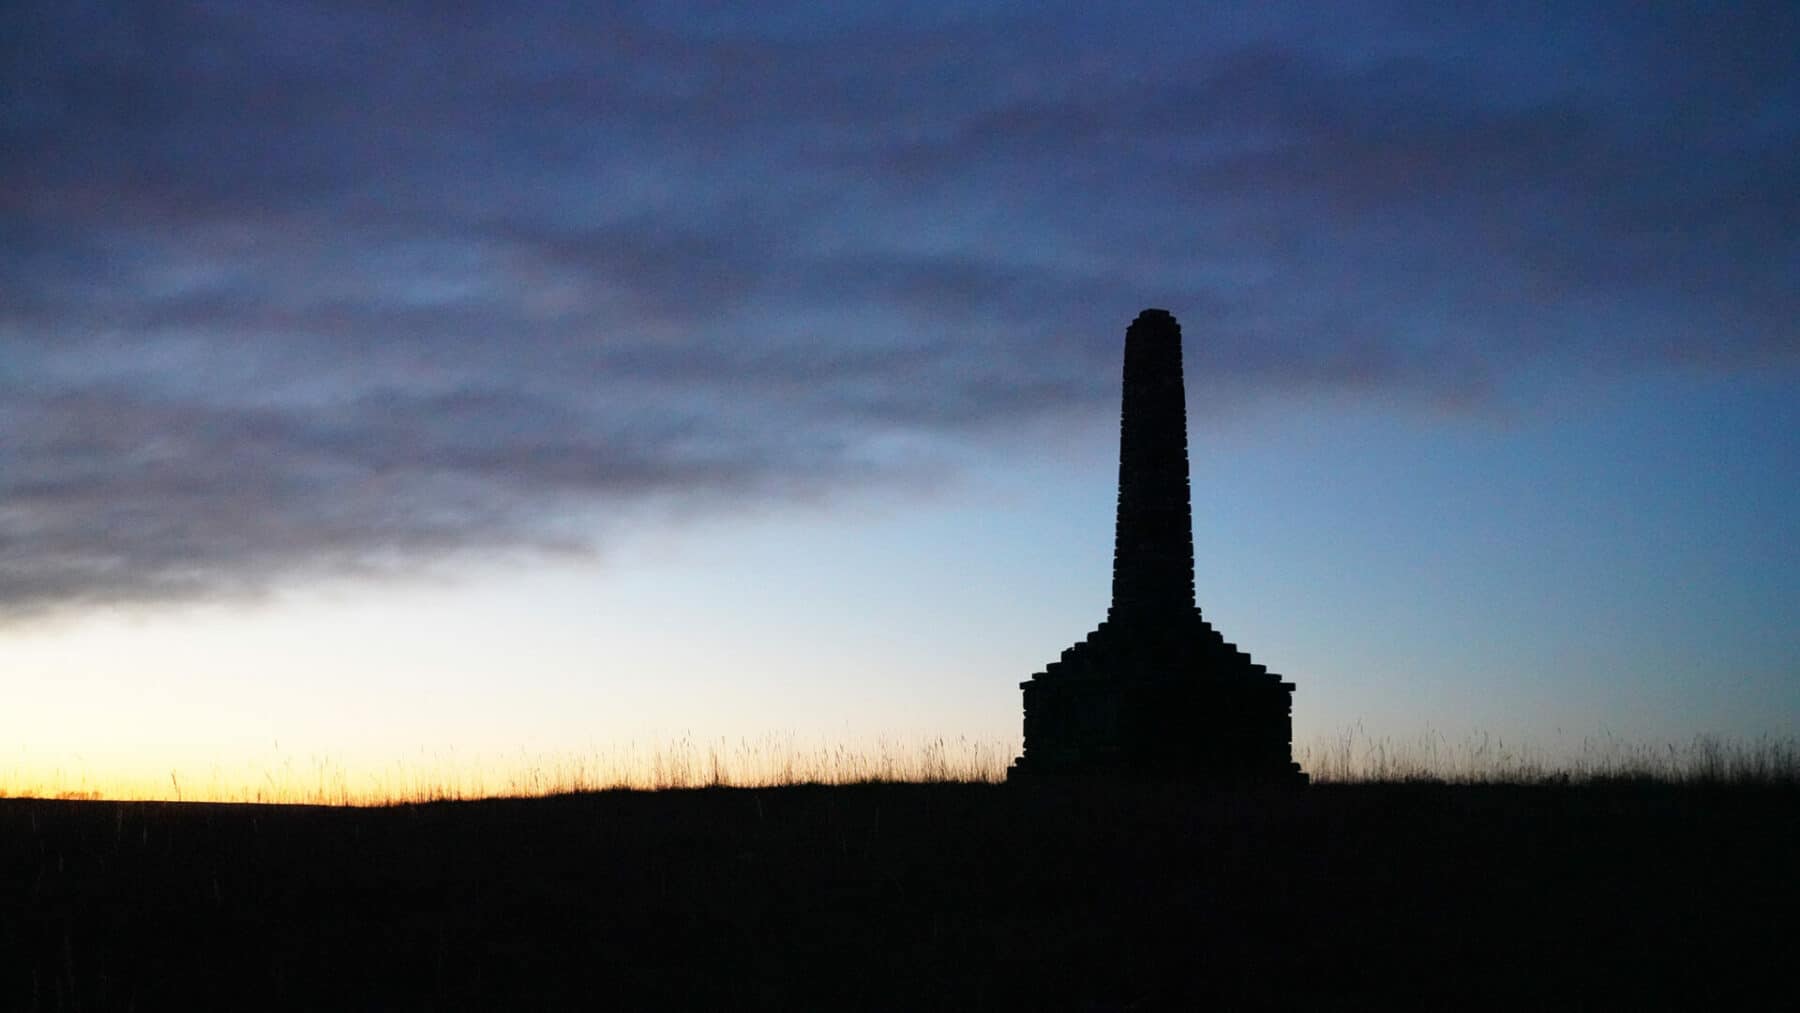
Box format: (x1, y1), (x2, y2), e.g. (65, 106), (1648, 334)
(1010, 309), (1305, 783)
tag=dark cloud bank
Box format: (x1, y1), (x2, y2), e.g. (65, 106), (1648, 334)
(2, 1), (1796, 615)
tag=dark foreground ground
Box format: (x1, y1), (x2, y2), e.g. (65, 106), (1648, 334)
(3, 781), (1795, 1011)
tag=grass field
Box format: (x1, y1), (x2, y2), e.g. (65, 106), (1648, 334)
(4, 775), (1795, 1010)
(7, 734), (1793, 1007)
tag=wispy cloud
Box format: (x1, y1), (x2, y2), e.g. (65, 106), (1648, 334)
(3, 1), (1795, 614)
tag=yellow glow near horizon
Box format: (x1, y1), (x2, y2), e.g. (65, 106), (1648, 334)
(8, 427), (1794, 806)
(0, 510), (1043, 806)
(1, 735), (1020, 804)
(7, 729), (1795, 805)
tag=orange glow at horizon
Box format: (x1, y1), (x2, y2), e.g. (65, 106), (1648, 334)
(2, 735), (1019, 804)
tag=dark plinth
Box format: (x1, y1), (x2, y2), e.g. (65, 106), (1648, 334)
(1010, 309), (1305, 784)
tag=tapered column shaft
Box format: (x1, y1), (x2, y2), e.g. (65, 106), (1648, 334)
(1108, 309), (1196, 623)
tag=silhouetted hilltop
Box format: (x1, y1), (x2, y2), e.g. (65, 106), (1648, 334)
(6, 780), (1795, 1010)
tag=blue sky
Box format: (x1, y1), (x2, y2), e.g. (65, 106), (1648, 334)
(2, 2), (1796, 793)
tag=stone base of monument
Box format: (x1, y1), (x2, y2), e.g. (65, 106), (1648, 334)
(1008, 611), (1307, 785)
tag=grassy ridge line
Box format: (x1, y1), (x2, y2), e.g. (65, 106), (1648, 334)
(0, 735), (1016, 805)
(1299, 727), (1800, 784)
(5, 731), (1796, 805)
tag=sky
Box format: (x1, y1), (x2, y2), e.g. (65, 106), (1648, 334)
(3, 1), (1797, 796)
